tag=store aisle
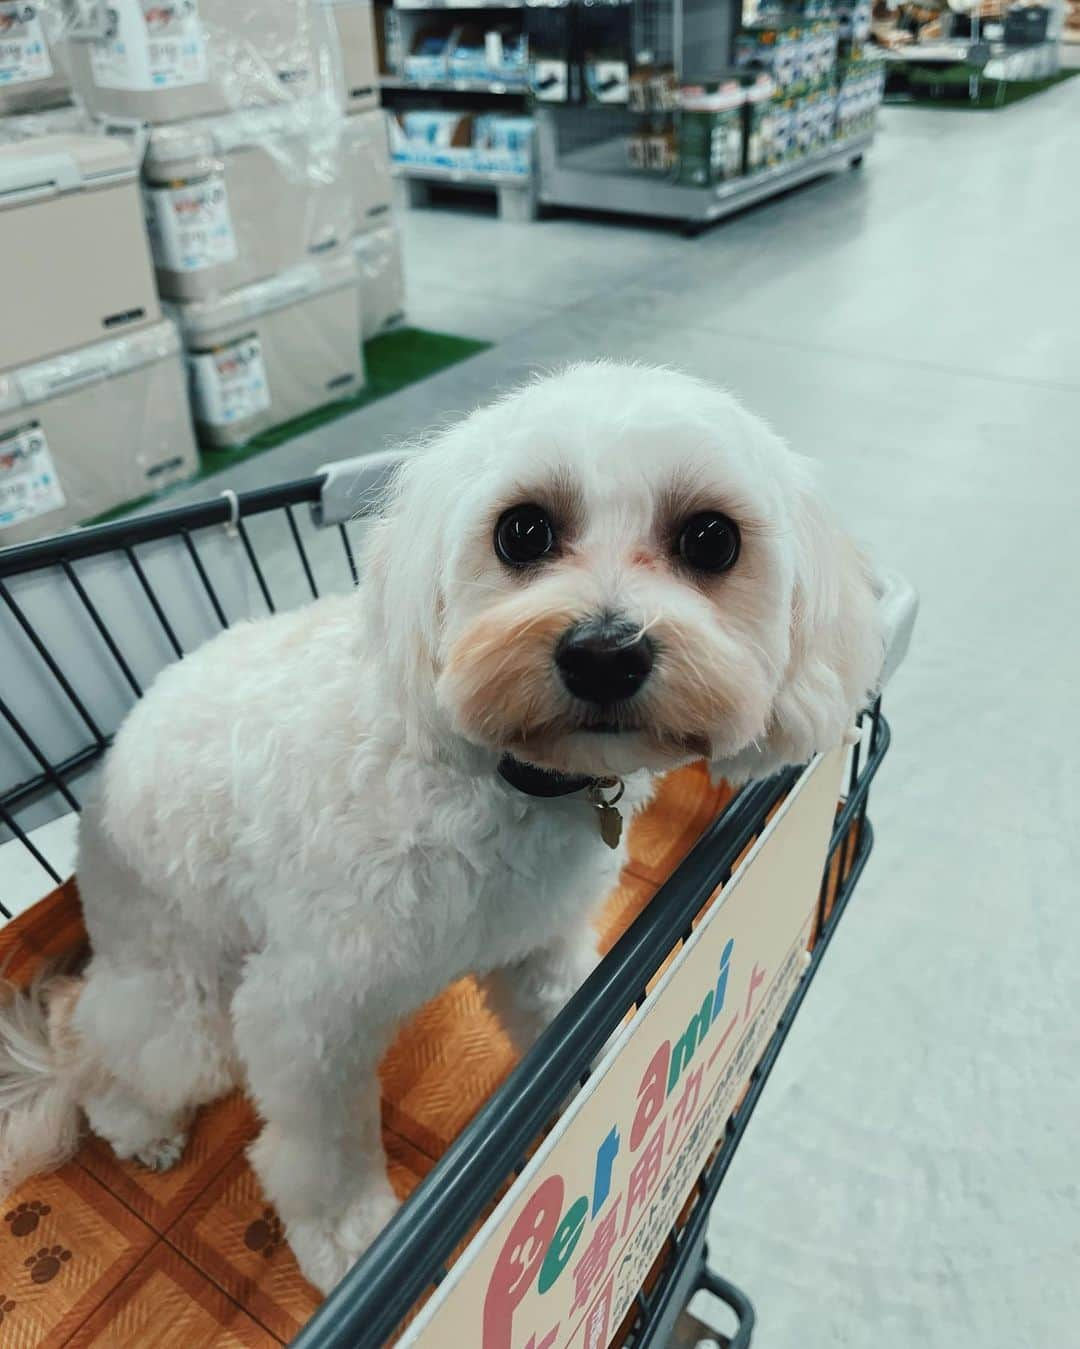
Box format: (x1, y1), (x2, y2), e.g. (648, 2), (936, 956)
(148, 80), (1080, 1349)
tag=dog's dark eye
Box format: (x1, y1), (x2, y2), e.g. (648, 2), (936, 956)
(495, 504), (556, 568)
(677, 512), (741, 574)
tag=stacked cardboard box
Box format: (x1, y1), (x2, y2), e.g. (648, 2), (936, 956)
(0, 1), (404, 543)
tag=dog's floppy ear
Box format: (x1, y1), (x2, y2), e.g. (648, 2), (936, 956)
(760, 461), (884, 769)
(359, 450), (447, 741)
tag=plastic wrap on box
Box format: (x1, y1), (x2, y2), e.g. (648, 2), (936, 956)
(320, 0), (377, 111)
(343, 106), (392, 234)
(353, 226), (404, 339)
(42, 0), (344, 125)
(0, 319), (197, 545)
(0, 133), (159, 372)
(174, 253), (364, 448)
(144, 102), (354, 301)
(0, 0), (70, 113)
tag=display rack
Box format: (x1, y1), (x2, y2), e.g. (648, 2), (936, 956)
(538, 113), (871, 228)
(377, 0), (537, 216)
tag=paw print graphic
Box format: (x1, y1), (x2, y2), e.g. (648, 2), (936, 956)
(243, 1208), (284, 1258)
(4, 1201), (50, 1237)
(24, 1246), (72, 1285)
(0, 1294), (15, 1325)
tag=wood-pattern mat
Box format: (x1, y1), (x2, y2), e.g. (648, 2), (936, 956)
(0, 763), (767, 1346)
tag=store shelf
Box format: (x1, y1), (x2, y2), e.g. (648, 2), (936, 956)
(538, 120), (874, 226)
(380, 76), (528, 95)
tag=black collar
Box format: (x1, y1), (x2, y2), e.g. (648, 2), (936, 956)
(497, 754), (608, 799)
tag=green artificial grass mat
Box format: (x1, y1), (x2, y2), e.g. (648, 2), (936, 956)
(89, 327), (489, 524)
(885, 66), (1078, 110)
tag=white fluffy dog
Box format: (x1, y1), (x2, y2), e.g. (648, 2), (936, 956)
(0, 363), (882, 1293)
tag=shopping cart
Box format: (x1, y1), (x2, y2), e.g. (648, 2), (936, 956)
(0, 456), (917, 1349)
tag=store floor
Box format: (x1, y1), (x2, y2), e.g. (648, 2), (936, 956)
(70, 80), (1080, 1347)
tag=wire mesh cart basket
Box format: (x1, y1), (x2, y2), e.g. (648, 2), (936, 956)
(0, 458), (917, 1349)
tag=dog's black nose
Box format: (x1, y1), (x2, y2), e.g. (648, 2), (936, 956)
(555, 620), (654, 704)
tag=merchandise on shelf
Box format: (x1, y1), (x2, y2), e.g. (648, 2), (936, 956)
(174, 253), (364, 449)
(0, 0), (69, 114)
(50, 0), (342, 124)
(352, 225), (405, 339)
(676, 79), (746, 187)
(388, 108), (533, 178)
(578, 0), (633, 105)
(526, 2), (574, 102)
(744, 74), (779, 174)
(448, 25), (490, 83)
(142, 103), (353, 303)
(835, 56), (883, 139)
(484, 25), (527, 85)
(320, 0), (379, 111)
(629, 64), (679, 112)
(402, 26), (451, 84)
(343, 106), (393, 234)
(0, 133), (159, 373)
(627, 122), (677, 174)
(735, 19), (838, 93)
(835, 0), (872, 49)
(0, 320), (197, 545)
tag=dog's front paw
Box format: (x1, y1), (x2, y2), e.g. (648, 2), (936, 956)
(288, 1189), (401, 1294)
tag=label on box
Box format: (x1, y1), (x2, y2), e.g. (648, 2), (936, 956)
(188, 334), (270, 427)
(145, 178), (238, 272)
(531, 59), (568, 102)
(0, 4), (53, 87)
(90, 0), (209, 92)
(0, 421), (65, 533)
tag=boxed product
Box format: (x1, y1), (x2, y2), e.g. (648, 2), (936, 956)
(388, 109), (531, 177)
(578, 0), (632, 104)
(484, 26), (527, 85)
(143, 104), (352, 302)
(0, 133), (159, 372)
(526, 2), (574, 103)
(0, 0), (69, 114)
(343, 107), (392, 234)
(835, 57), (883, 139)
(629, 64), (679, 112)
(353, 226), (405, 339)
(835, 0), (872, 49)
(320, 0), (378, 111)
(735, 23), (804, 91)
(448, 25), (488, 82)
(0, 320), (197, 545)
(676, 79), (745, 187)
(403, 26), (451, 83)
(58, 0), (339, 124)
(626, 125), (676, 174)
(177, 253), (363, 449)
(742, 75), (778, 174)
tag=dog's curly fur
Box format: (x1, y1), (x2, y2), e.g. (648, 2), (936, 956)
(0, 363), (882, 1292)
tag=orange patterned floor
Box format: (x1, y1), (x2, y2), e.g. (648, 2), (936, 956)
(0, 764), (737, 1347)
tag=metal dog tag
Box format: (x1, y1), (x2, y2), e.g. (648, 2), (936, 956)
(589, 779), (625, 850)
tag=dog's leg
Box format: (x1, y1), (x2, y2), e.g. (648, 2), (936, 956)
(233, 956), (399, 1295)
(74, 957), (237, 1171)
(482, 930), (600, 1056)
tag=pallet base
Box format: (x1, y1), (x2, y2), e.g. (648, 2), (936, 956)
(392, 168), (538, 222)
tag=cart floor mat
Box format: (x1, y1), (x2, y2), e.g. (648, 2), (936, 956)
(0, 762), (733, 1346)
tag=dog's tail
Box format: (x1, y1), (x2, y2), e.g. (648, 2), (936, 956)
(0, 969), (85, 1197)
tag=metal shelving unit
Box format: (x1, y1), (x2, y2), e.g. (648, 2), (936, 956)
(538, 119), (873, 227)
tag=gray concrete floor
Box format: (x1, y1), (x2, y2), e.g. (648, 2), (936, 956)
(79, 83), (1080, 1346)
